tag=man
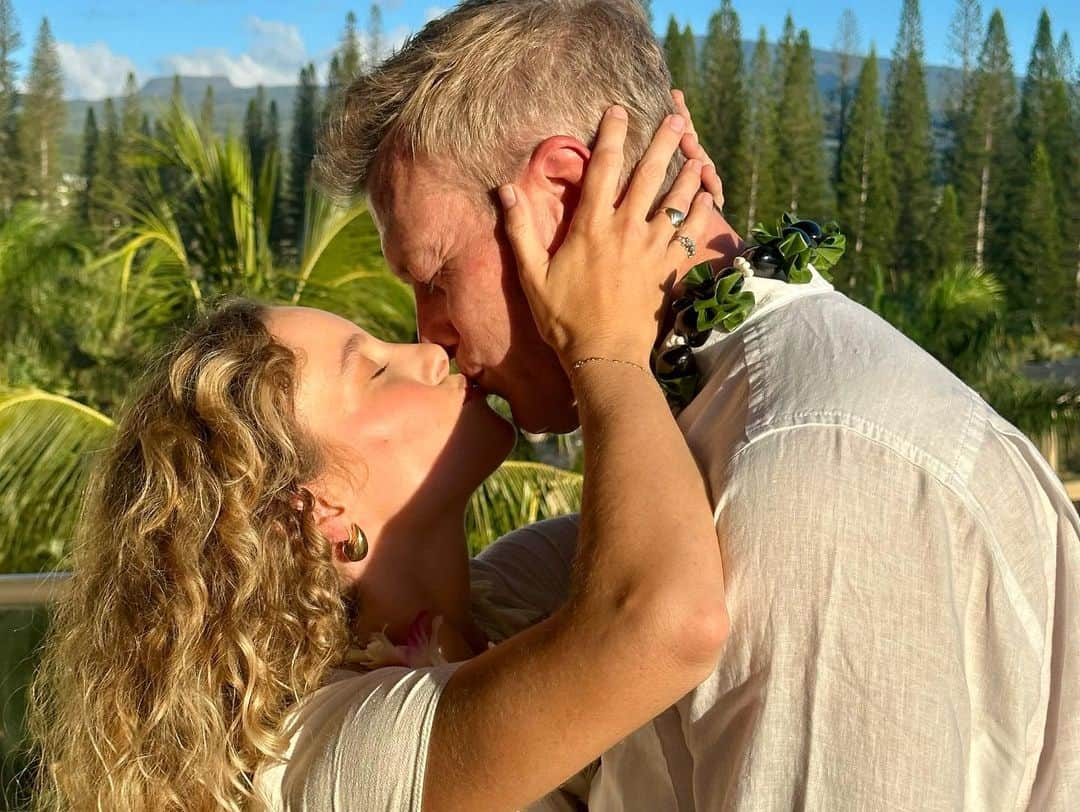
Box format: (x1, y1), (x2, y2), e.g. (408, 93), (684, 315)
(314, 0), (1079, 807)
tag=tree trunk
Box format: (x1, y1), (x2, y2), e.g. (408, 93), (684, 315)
(974, 126), (992, 272)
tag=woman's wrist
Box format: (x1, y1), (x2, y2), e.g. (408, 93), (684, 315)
(569, 356), (650, 377)
(566, 354), (659, 404)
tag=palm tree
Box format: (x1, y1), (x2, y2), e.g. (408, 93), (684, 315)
(863, 261), (1080, 444)
(0, 102), (582, 573)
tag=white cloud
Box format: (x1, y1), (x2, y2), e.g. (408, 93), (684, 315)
(384, 25), (412, 56)
(55, 40), (140, 100)
(157, 15), (309, 88)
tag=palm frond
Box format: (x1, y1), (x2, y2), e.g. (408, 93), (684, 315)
(0, 389), (114, 573)
(978, 371), (1080, 441)
(287, 188), (416, 342)
(466, 461), (583, 555)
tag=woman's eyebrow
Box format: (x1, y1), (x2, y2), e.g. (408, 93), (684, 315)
(340, 333), (364, 375)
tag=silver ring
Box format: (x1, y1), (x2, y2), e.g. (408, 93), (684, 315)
(672, 233), (696, 259)
(664, 207), (687, 229)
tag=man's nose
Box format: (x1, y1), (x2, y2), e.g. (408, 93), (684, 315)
(415, 294), (459, 359)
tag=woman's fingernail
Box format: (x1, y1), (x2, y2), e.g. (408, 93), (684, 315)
(670, 115), (686, 132)
(498, 184), (517, 209)
(609, 105), (628, 120)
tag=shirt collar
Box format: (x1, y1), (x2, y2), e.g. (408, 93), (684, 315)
(691, 263), (835, 377)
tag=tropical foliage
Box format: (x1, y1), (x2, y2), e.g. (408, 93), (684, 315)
(0, 100), (581, 577)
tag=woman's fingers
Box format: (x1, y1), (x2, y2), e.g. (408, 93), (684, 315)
(671, 89), (725, 210)
(578, 106), (630, 222)
(702, 164), (725, 212)
(649, 158), (702, 238)
(621, 113), (686, 220)
(498, 183), (549, 299)
(665, 191), (714, 279)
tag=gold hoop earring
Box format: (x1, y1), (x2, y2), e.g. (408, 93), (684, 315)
(343, 523), (369, 562)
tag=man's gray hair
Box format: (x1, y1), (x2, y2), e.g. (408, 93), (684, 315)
(313, 0), (683, 209)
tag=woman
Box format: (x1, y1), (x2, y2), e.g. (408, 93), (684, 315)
(27, 107), (727, 810)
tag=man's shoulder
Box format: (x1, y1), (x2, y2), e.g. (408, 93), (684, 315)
(686, 291), (990, 489)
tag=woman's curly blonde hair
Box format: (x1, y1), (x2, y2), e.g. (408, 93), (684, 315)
(25, 297), (356, 811)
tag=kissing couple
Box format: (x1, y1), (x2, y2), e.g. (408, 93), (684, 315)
(30, 0), (1079, 810)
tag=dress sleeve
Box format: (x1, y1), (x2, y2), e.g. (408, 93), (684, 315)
(259, 663), (464, 811)
(470, 514), (580, 622)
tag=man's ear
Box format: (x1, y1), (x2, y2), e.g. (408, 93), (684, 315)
(518, 135), (591, 253)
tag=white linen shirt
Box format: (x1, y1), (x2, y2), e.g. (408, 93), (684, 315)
(582, 266), (1080, 810)
(253, 267), (1078, 810)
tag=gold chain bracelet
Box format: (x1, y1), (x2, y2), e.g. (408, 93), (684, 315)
(569, 356), (650, 376)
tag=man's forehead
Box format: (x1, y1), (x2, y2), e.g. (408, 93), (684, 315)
(370, 155), (467, 266)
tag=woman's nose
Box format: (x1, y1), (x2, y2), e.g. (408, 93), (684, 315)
(417, 341), (451, 384)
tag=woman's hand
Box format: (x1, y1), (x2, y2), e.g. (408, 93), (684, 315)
(498, 106), (714, 372)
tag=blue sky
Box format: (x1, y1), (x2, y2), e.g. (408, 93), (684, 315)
(10, 0), (1078, 100)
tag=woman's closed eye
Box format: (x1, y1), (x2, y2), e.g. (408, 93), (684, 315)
(371, 362), (389, 380)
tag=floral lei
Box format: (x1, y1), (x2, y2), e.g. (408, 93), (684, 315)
(338, 573), (528, 671)
(652, 213), (847, 412)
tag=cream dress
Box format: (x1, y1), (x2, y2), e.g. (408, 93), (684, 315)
(251, 516), (594, 811)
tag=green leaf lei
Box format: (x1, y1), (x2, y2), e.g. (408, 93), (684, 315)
(651, 213), (847, 412)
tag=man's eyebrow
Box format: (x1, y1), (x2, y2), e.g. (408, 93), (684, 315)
(340, 333), (364, 375)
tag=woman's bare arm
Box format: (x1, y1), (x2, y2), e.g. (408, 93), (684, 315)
(423, 108), (727, 812)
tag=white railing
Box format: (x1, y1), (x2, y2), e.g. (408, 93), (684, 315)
(0, 572), (71, 607)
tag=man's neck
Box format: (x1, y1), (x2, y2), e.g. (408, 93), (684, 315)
(654, 209), (746, 344)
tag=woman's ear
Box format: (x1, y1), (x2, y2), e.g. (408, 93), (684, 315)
(293, 480), (348, 540)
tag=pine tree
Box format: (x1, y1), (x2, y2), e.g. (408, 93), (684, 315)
(663, 17), (692, 91)
(663, 20), (700, 117)
(328, 11), (363, 101)
(19, 17), (64, 210)
(742, 28), (779, 234)
(832, 8), (861, 177)
(943, 0), (983, 186)
(244, 85), (269, 180)
(775, 14), (797, 78)
(774, 26), (831, 221)
(1016, 10), (1076, 323)
(114, 71), (143, 203)
(200, 84), (215, 137)
(1021, 144), (1066, 326)
(121, 72), (140, 141)
(267, 99), (286, 254)
(1055, 32), (1073, 82)
(929, 185), (962, 272)
(698, 0), (746, 225)
(99, 97), (122, 228)
(0, 0), (23, 216)
(287, 62), (320, 257)
(77, 106), (99, 227)
(946, 0), (983, 104)
(952, 10), (1016, 274)
(836, 45), (894, 295)
(885, 0), (934, 280)
(368, 3), (384, 69)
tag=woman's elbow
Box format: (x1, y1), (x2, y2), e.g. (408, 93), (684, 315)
(670, 595), (729, 674)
